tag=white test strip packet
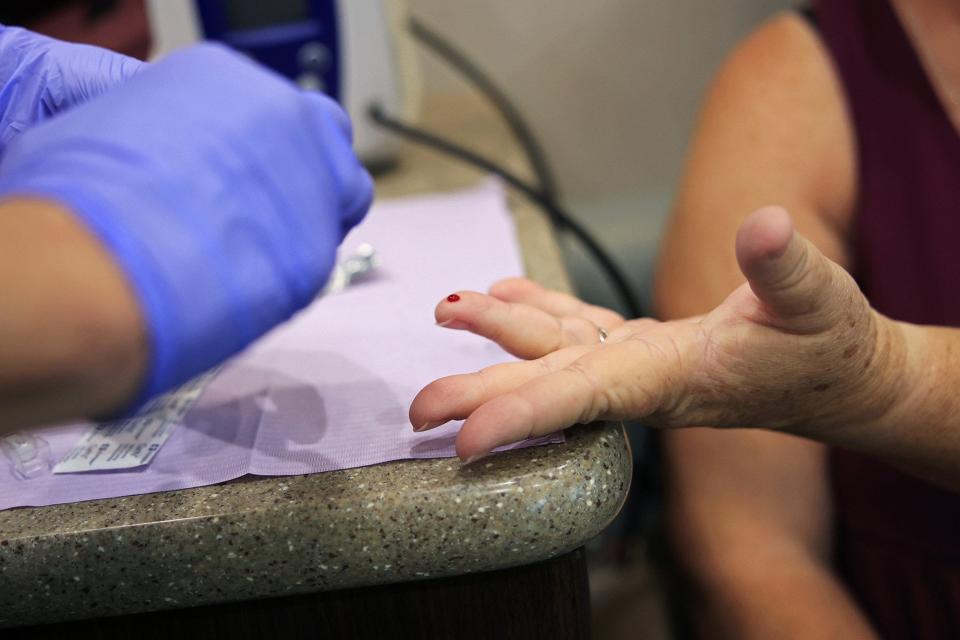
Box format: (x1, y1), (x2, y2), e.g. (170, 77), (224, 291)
(52, 371), (216, 473)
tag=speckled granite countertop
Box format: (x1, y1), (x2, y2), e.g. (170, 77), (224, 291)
(0, 94), (632, 628)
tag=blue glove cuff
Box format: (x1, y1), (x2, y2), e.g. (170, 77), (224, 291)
(0, 179), (224, 409)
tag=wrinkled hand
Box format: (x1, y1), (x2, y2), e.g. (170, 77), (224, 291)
(0, 25), (143, 153)
(410, 207), (904, 461)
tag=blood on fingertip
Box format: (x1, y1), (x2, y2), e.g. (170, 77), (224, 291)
(447, 294), (461, 302)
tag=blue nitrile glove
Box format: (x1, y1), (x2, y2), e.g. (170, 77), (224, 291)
(0, 24), (143, 153)
(0, 43), (374, 407)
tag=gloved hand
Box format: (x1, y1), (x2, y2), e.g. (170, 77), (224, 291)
(0, 43), (374, 408)
(0, 24), (143, 153)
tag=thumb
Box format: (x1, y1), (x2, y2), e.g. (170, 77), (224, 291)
(735, 206), (844, 328)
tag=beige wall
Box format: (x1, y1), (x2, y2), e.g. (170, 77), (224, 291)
(405, 0), (793, 201)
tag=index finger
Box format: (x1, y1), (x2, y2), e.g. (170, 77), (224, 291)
(436, 291), (611, 359)
(489, 278), (626, 329)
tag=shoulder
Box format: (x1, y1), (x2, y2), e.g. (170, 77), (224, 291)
(694, 11), (857, 240)
(715, 12), (836, 102)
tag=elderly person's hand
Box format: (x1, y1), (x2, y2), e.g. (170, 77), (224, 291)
(410, 206), (910, 462)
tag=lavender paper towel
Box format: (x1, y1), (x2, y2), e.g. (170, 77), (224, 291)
(0, 180), (561, 510)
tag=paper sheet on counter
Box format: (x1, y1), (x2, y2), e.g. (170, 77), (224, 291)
(0, 180), (562, 510)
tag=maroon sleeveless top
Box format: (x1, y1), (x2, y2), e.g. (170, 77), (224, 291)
(813, 0), (960, 637)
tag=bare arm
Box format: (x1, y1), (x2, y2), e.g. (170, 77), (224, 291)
(407, 11), (960, 635)
(656, 13), (873, 639)
(406, 12), (874, 638)
(0, 197), (146, 432)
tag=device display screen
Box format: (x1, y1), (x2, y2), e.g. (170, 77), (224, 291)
(225, 0), (309, 30)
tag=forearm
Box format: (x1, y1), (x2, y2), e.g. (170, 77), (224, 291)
(663, 424), (873, 639)
(0, 197), (146, 433)
(687, 543), (876, 639)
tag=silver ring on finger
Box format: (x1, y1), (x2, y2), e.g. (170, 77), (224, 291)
(597, 327), (608, 344)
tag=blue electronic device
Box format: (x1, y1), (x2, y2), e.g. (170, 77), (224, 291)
(193, 0), (341, 99)
(149, 0), (417, 164)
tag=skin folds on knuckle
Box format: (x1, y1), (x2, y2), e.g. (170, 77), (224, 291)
(488, 277), (535, 301)
(786, 254), (858, 333)
(414, 376), (465, 421)
(605, 309), (627, 327)
(561, 359), (611, 424)
(766, 236), (811, 296)
(535, 352), (559, 376)
(611, 318), (661, 343)
(469, 366), (501, 404)
(559, 315), (602, 347)
(542, 314), (566, 355)
(603, 337), (682, 422)
(469, 391), (537, 448)
(480, 298), (509, 345)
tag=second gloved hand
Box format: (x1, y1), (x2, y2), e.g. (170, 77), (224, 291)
(0, 44), (374, 408)
(0, 24), (144, 153)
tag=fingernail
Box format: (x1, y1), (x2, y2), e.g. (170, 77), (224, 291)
(463, 453), (490, 465)
(414, 420), (445, 432)
(436, 319), (470, 330)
